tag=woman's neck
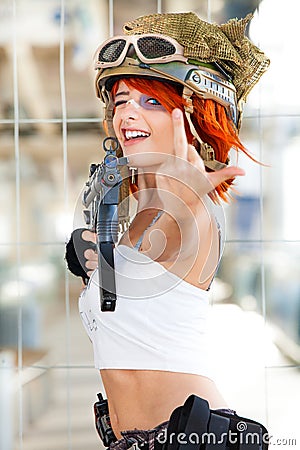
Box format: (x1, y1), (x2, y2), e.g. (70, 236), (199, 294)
(135, 170), (162, 212)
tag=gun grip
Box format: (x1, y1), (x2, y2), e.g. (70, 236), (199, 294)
(72, 227), (97, 274)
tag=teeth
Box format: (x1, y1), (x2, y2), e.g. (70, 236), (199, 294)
(125, 130), (150, 140)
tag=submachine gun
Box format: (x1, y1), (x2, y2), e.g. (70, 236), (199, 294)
(82, 137), (128, 312)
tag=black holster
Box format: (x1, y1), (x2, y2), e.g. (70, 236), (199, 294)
(163, 395), (269, 450)
(94, 393), (117, 447)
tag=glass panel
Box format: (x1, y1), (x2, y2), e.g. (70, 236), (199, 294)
(207, 294), (268, 420)
(266, 367), (300, 447)
(217, 242), (265, 314)
(20, 367), (102, 449)
(0, 1), (14, 125)
(13, 2), (63, 121)
(113, 0), (158, 33)
(64, 0), (107, 120)
(2, 0), (299, 448)
(264, 242), (300, 363)
(216, 241), (300, 367)
(226, 114), (300, 242)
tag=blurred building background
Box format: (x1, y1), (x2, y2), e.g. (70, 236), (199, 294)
(0, 0), (299, 449)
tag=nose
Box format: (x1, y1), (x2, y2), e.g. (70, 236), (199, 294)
(121, 99), (140, 123)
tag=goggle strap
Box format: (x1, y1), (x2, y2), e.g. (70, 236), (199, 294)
(183, 87), (227, 172)
(200, 143), (229, 171)
(104, 90), (117, 138)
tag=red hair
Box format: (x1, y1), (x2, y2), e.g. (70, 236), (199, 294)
(111, 77), (252, 202)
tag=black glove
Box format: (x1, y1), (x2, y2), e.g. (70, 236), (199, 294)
(65, 228), (96, 285)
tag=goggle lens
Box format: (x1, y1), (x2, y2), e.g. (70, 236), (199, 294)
(136, 36), (176, 59)
(98, 39), (127, 63)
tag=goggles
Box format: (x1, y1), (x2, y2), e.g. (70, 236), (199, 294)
(94, 34), (188, 69)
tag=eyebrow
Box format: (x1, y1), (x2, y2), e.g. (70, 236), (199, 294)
(114, 90), (129, 98)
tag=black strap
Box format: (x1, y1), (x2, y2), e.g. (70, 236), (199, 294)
(181, 396), (210, 450)
(98, 242), (117, 311)
(165, 406), (182, 450)
(166, 395), (210, 450)
(239, 422), (262, 450)
(206, 413), (230, 450)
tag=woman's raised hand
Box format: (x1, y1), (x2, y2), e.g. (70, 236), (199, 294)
(155, 108), (245, 215)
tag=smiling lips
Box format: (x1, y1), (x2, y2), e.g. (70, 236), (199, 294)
(123, 129), (150, 142)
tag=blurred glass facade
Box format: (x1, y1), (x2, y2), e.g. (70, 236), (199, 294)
(0, 0), (299, 449)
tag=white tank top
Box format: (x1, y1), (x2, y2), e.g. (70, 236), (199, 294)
(79, 244), (213, 378)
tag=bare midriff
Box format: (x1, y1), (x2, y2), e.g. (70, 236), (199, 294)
(101, 369), (228, 439)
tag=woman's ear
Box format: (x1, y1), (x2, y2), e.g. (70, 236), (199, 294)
(102, 119), (109, 136)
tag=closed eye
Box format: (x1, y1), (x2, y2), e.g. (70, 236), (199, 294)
(114, 100), (127, 108)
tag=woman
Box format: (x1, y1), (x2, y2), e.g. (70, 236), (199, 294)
(71, 11), (270, 449)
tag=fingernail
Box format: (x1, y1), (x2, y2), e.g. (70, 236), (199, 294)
(173, 109), (181, 119)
